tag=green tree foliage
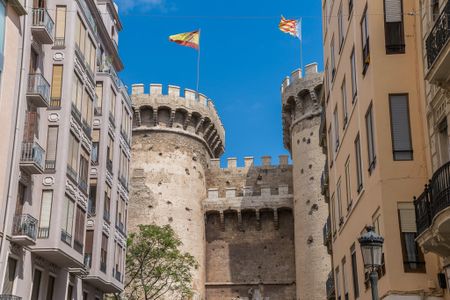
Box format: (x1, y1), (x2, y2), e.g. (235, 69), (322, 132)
(120, 224), (198, 300)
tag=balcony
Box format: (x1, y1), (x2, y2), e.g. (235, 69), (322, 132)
(11, 214), (38, 246)
(326, 271), (335, 300)
(20, 142), (45, 174)
(321, 162), (329, 200)
(84, 253), (92, 269)
(116, 222), (126, 236)
(61, 229), (72, 246)
(26, 74), (50, 107)
(323, 216), (332, 255)
(31, 8), (54, 44)
(0, 295), (22, 300)
(414, 161), (450, 258)
(425, 0), (450, 88)
(71, 103), (82, 124)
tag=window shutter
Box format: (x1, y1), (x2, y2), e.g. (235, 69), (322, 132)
(75, 206), (85, 244)
(39, 191), (53, 228)
(96, 83), (103, 109)
(390, 95), (412, 158)
(385, 0), (402, 22)
(92, 129), (100, 143)
(67, 198), (75, 234)
(85, 230), (94, 253)
(50, 65), (63, 99)
(46, 127), (58, 161)
(398, 203), (417, 233)
(55, 6), (66, 39)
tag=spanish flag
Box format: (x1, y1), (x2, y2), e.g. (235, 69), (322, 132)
(279, 16), (301, 40)
(169, 30), (200, 50)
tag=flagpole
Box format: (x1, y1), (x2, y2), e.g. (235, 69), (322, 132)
(299, 18), (303, 71)
(196, 29), (201, 93)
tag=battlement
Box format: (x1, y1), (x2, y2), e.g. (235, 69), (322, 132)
(209, 155), (290, 170)
(280, 63), (320, 94)
(131, 83), (225, 158)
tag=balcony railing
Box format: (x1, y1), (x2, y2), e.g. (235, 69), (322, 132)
(414, 161), (450, 235)
(66, 165), (77, 183)
(12, 214), (37, 241)
(37, 226), (50, 239)
(323, 216), (332, 254)
(426, 0), (450, 69)
(31, 8), (54, 44)
(326, 271), (335, 300)
(27, 73), (50, 107)
(71, 103), (82, 124)
(20, 142), (45, 174)
(0, 295), (22, 300)
(61, 229), (72, 245)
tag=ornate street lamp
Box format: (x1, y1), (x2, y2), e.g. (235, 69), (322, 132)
(358, 226), (384, 300)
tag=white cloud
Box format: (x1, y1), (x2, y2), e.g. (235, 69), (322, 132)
(116, 0), (170, 12)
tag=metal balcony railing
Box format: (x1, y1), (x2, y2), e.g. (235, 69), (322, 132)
(414, 161), (450, 235)
(426, 0), (450, 68)
(71, 103), (82, 124)
(20, 142), (45, 170)
(326, 271), (335, 300)
(31, 8), (54, 36)
(61, 229), (72, 245)
(0, 295), (22, 300)
(27, 74), (50, 106)
(12, 214), (38, 240)
(37, 226), (50, 239)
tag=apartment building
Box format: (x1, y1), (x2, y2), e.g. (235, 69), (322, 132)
(413, 0), (450, 295)
(0, 0), (131, 299)
(321, 0), (447, 299)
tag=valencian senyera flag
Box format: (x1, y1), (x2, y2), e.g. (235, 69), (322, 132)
(169, 30), (200, 50)
(279, 16), (301, 40)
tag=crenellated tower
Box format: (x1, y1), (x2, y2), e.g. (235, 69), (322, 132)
(129, 84), (225, 299)
(281, 63), (331, 300)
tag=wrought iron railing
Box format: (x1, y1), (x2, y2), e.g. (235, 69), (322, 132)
(414, 161), (450, 235)
(426, 0), (450, 68)
(71, 103), (82, 124)
(31, 8), (54, 36)
(27, 73), (50, 105)
(326, 271), (335, 300)
(12, 214), (37, 240)
(53, 37), (65, 48)
(37, 226), (50, 239)
(61, 229), (72, 245)
(66, 165), (78, 183)
(20, 142), (45, 170)
(0, 295), (22, 300)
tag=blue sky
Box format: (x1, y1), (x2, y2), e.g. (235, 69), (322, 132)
(116, 0), (324, 166)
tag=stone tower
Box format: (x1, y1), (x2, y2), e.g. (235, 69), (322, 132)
(281, 63), (331, 300)
(129, 84), (225, 299)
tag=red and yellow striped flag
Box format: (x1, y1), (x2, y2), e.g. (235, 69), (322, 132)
(279, 16), (301, 39)
(169, 30), (200, 50)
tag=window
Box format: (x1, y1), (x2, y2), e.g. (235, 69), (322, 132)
(341, 78), (348, 127)
(328, 126), (334, 166)
(361, 7), (370, 74)
(398, 203), (426, 272)
(348, 0), (353, 16)
(81, 90), (93, 128)
(88, 182), (97, 215)
(92, 129), (100, 165)
(83, 292), (88, 300)
(38, 190), (53, 239)
(325, 62), (330, 101)
(2, 257), (17, 294)
(50, 65), (63, 108)
(31, 269), (42, 300)
(331, 193), (337, 233)
(107, 134), (114, 173)
(46, 276), (55, 300)
(337, 179), (343, 226)
(350, 244), (359, 298)
(101, 234), (108, 273)
(67, 132), (79, 180)
(110, 88), (116, 120)
(0, 0), (5, 73)
(71, 73), (83, 118)
(355, 134), (363, 192)
(389, 94), (413, 160)
(331, 36), (336, 81)
(334, 106), (340, 152)
(45, 126), (58, 170)
(104, 184), (111, 222)
(350, 47), (357, 101)
(338, 3), (344, 50)
(74, 206), (86, 253)
(85, 230), (94, 268)
(342, 257), (349, 300)
(365, 103), (376, 173)
(54, 6), (66, 47)
(79, 147), (89, 192)
(67, 285), (73, 300)
(438, 118), (449, 165)
(345, 158), (352, 210)
(384, 0), (405, 54)
(61, 196), (75, 245)
(336, 266), (341, 300)
(95, 82), (103, 115)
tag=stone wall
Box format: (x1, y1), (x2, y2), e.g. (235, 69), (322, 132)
(204, 157), (296, 300)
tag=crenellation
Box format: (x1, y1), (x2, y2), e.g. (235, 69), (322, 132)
(150, 83), (162, 95)
(261, 156), (272, 167)
(131, 83), (144, 95)
(227, 157), (237, 169)
(225, 187), (237, 198)
(168, 85), (180, 97)
(244, 156), (254, 167)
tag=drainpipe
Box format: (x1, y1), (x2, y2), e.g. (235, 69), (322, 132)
(0, 0), (29, 285)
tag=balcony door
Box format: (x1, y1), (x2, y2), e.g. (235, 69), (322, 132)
(438, 118), (449, 166)
(29, 48), (38, 74)
(15, 182), (26, 216)
(2, 257), (17, 294)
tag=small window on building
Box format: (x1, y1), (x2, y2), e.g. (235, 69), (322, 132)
(45, 126), (58, 170)
(334, 106), (340, 152)
(336, 266), (341, 300)
(38, 190), (53, 239)
(398, 203), (426, 273)
(46, 275), (55, 300)
(350, 47), (357, 101)
(365, 103), (376, 173)
(348, 0), (354, 17)
(50, 65), (63, 108)
(54, 6), (66, 47)
(2, 257), (17, 294)
(341, 78), (348, 127)
(361, 7), (370, 74)
(31, 269), (42, 300)
(350, 244), (359, 298)
(337, 178), (343, 226)
(389, 94), (413, 160)
(345, 157), (352, 211)
(342, 257), (349, 300)
(384, 0), (405, 54)
(331, 36), (336, 81)
(355, 133), (363, 192)
(338, 3), (344, 50)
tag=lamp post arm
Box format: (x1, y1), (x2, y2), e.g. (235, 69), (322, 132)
(370, 270), (379, 300)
